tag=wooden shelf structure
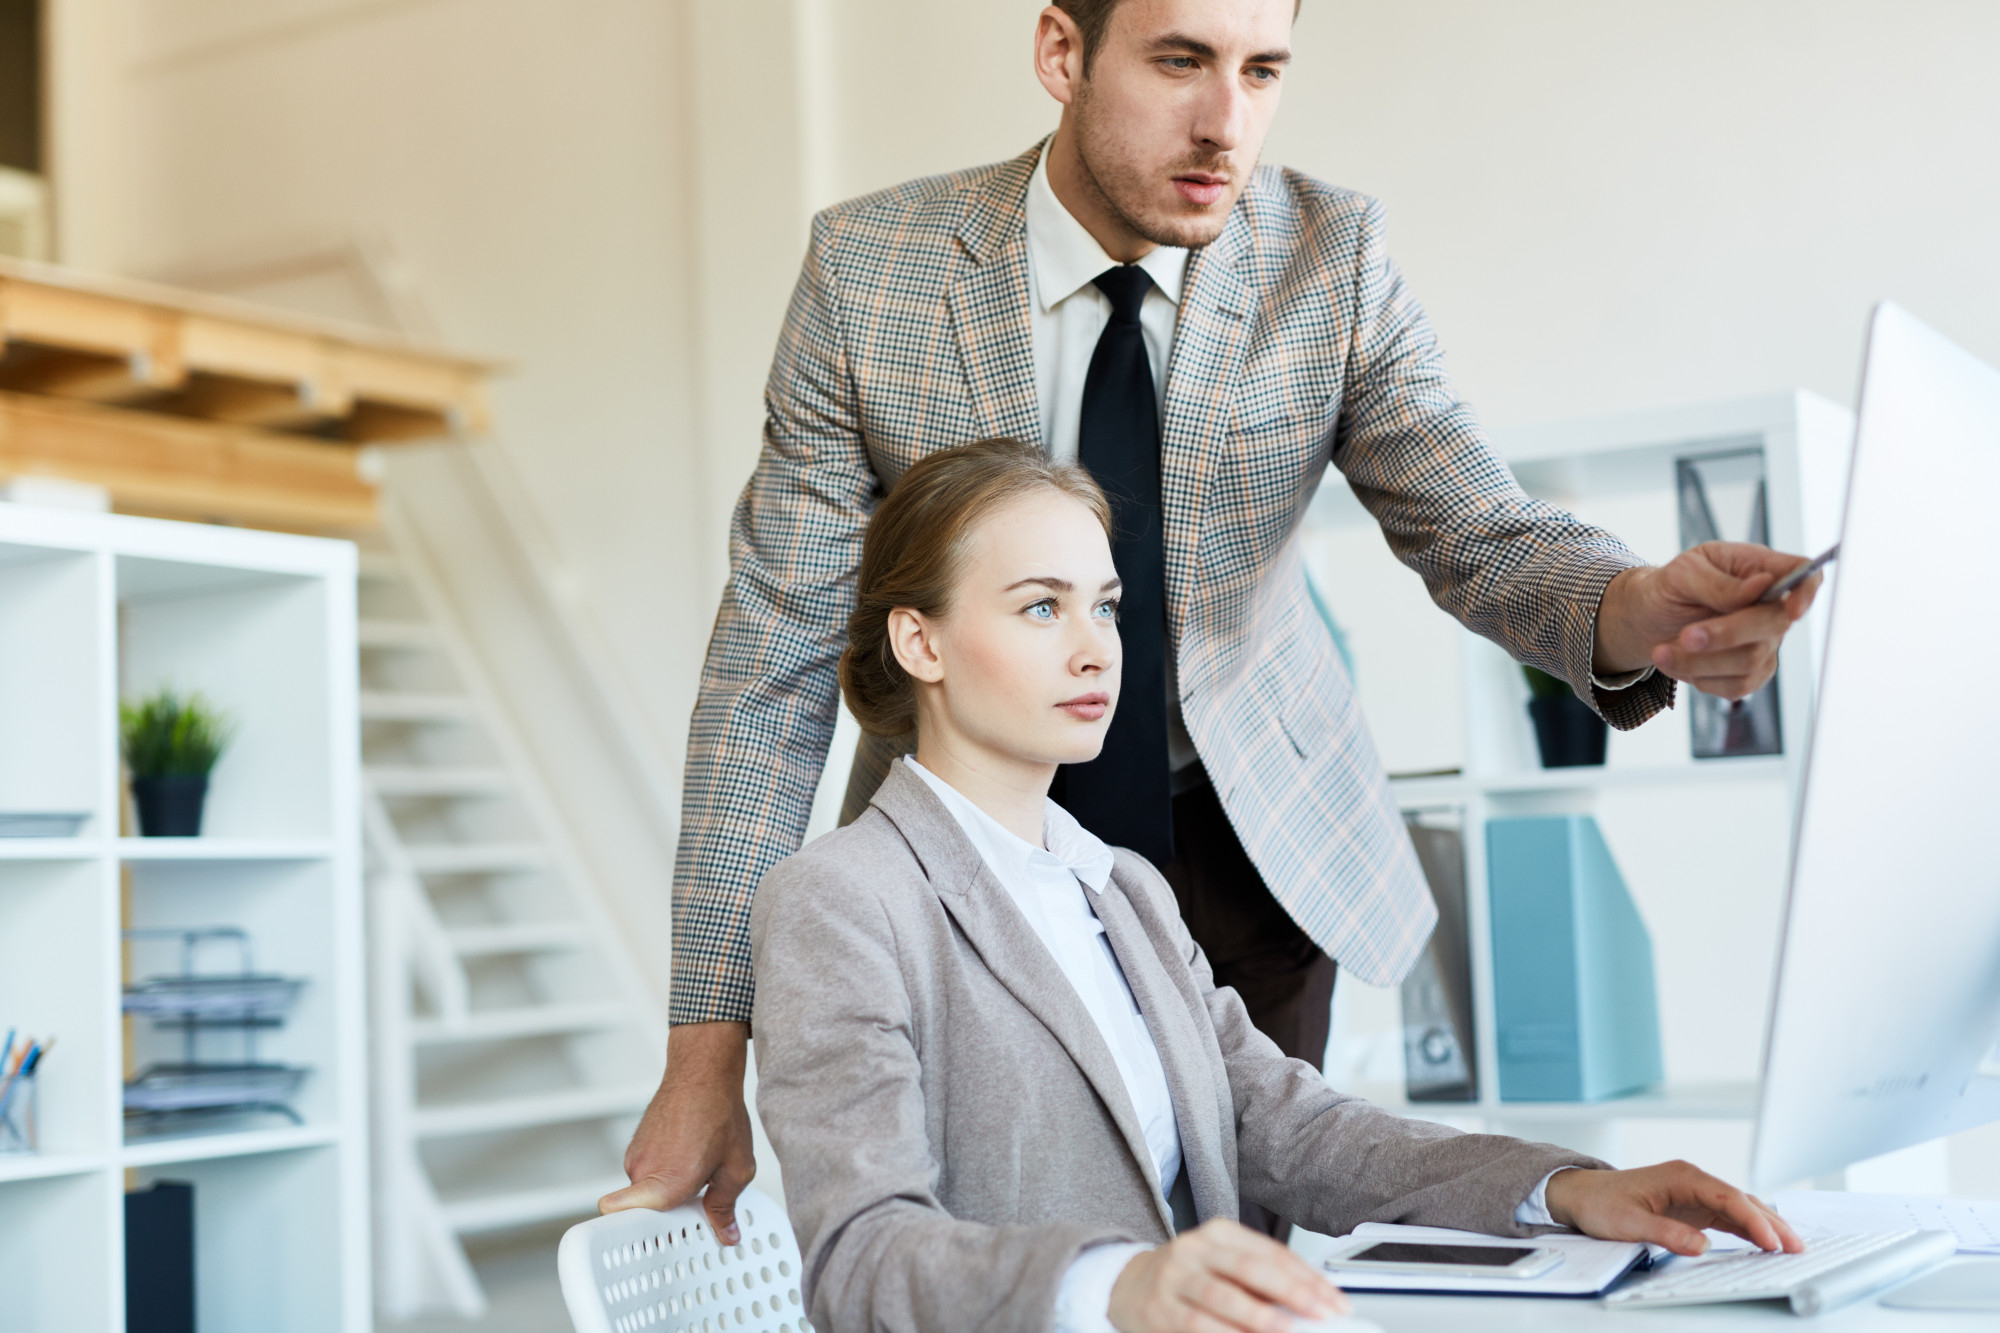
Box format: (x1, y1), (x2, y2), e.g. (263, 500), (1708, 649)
(0, 256), (497, 530)
(0, 502), (364, 1332)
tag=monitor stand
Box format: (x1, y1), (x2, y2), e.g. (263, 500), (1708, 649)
(1880, 1259), (2000, 1311)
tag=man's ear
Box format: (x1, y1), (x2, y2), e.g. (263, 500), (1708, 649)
(887, 607), (945, 684)
(1033, 5), (1084, 106)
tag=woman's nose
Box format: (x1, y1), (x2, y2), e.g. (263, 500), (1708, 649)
(1070, 621), (1117, 675)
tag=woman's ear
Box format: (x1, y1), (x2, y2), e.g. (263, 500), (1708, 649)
(887, 607), (945, 683)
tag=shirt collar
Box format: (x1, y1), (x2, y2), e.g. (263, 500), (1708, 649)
(904, 757), (1118, 894)
(1026, 144), (1187, 315)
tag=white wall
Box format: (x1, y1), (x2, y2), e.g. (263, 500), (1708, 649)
(822, 0), (2000, 425)
(56, 0), (718, 772)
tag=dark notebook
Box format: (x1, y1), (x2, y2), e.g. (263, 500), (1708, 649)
(126, 1180), (196, 1333)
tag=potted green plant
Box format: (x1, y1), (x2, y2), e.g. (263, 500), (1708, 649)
(1523, 664), (1607, 768)
(121, 689), (234, 837)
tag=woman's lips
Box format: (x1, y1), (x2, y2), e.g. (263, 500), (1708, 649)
(1057, 692), (1111, 722)
(1174, 175), (1226, 206)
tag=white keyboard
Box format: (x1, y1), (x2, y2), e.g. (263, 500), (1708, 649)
(1602, 1229), (1957, 1316)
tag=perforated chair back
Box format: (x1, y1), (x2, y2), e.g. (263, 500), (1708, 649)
(557, 1185), (812, 1333)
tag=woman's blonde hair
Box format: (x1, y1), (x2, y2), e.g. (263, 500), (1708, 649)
(840, 439), (1113, 737)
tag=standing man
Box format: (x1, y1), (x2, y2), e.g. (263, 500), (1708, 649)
(604, 0), (1818, 1242)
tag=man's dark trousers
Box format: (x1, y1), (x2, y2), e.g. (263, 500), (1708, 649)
(1159, 768), (1337, 1244)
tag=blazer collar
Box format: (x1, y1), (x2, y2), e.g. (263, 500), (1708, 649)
(871, 761), (1177, 1234)
(1159, 172), (1264, 611)
(1093, 860), (1241, 1226)
(870, 761), (1238, 1230)
(946, 144), (1044, 446)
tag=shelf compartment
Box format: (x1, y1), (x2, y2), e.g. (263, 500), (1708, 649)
(119, 554), (333, 840)
(0, 1169), (118, 1332)
(131, 1143), (347, 1333)
(117, 836), (335, 861)
(121, 1121), (341, 1167)
(0, 836), (102, 859)
(0, 545), (104, 823)
(0, 859), (116, 1156)
(0, 1149), (107, 1182)
(125, 860), (341, 1132)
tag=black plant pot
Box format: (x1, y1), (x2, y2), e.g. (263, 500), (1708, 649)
(1527, 696), (1608, 768)
(132, 775), (210, 837)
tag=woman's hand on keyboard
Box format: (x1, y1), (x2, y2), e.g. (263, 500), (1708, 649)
(1543, 1161), (1806, 1258)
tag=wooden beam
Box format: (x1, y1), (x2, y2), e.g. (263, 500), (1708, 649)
(0, 258), (495, 445)
(0, 389), (378, 530)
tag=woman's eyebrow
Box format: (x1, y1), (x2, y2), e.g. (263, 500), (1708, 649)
(1004, 576), (1072, 593)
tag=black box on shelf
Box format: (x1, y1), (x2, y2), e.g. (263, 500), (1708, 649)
(126, 1180), (195, 1333)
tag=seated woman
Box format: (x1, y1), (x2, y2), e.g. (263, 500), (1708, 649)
(750, 440), (1799, 1333)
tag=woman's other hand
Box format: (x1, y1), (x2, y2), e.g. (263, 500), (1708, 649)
(1107, 1218), (1348, 1332)
(1545, 1160), (1805, 1257)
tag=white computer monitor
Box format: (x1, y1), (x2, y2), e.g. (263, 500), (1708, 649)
(1750, 303), (2000, 1193)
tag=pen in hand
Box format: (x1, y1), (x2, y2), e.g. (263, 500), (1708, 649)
(1760, 543), (1839, 604)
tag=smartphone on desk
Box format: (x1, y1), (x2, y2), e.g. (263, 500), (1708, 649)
(1323, 1238), (1564, 1280)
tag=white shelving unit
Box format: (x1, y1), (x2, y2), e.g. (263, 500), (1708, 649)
(0, 502), (364, 1332)
(1303, 392), (1853, 1161)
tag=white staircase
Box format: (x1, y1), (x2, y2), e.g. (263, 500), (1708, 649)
(360, 539), (666, 1320)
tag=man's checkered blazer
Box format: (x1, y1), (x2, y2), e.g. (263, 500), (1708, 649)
(670, 142), (1673, 1026)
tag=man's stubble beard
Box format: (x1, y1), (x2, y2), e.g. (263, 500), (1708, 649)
(1070, 80), (1243, 252)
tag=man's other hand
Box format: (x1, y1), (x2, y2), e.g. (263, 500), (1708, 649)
(1594, 542), (1822, 699)
(598, 1021), (756, 1243)
(1545, 1160), (1805, 1257)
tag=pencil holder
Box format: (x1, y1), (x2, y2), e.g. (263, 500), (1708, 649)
(0, 1070), (37, 1153)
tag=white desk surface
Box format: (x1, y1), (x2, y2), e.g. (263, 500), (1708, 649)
(1346, 1289), (1993, 1330)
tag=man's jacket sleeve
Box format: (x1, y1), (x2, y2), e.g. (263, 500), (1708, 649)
(671, 212), (880, 1025)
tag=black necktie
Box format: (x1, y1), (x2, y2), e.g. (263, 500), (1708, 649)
(1055, 264), (1175, 865)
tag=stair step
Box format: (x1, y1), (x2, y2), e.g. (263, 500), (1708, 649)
(413, 1084), (654, 1139)
(367, 766), (513, 798)
(440, 1175), (632, 1234)
(445, 921), (590, 956)
(358, 619), (443, 650)
(411, 1002), (627, 1044)
(403, 843), (552, 875)
(360, 691), (479, 722)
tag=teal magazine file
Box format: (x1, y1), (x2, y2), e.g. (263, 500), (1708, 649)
(1488, 815), (1664, 1102)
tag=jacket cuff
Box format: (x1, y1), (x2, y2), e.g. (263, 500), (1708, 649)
(1571, 557), (1677, 731)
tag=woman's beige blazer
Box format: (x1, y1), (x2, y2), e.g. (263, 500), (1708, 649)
(751, 760), (1600, 1332)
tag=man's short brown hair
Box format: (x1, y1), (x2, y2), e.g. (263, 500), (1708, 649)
(1055, 0), (1300, 74)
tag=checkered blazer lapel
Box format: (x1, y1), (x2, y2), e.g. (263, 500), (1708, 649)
(946, 158), (1041, 446)
(1163, 196), (1259, 630)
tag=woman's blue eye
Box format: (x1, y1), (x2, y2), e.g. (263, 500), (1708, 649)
(1027, 600), (1056, 620)
(1094, 599), (1120, 621)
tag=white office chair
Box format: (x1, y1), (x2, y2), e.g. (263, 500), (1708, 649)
(557, 1185), (812, 1333)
